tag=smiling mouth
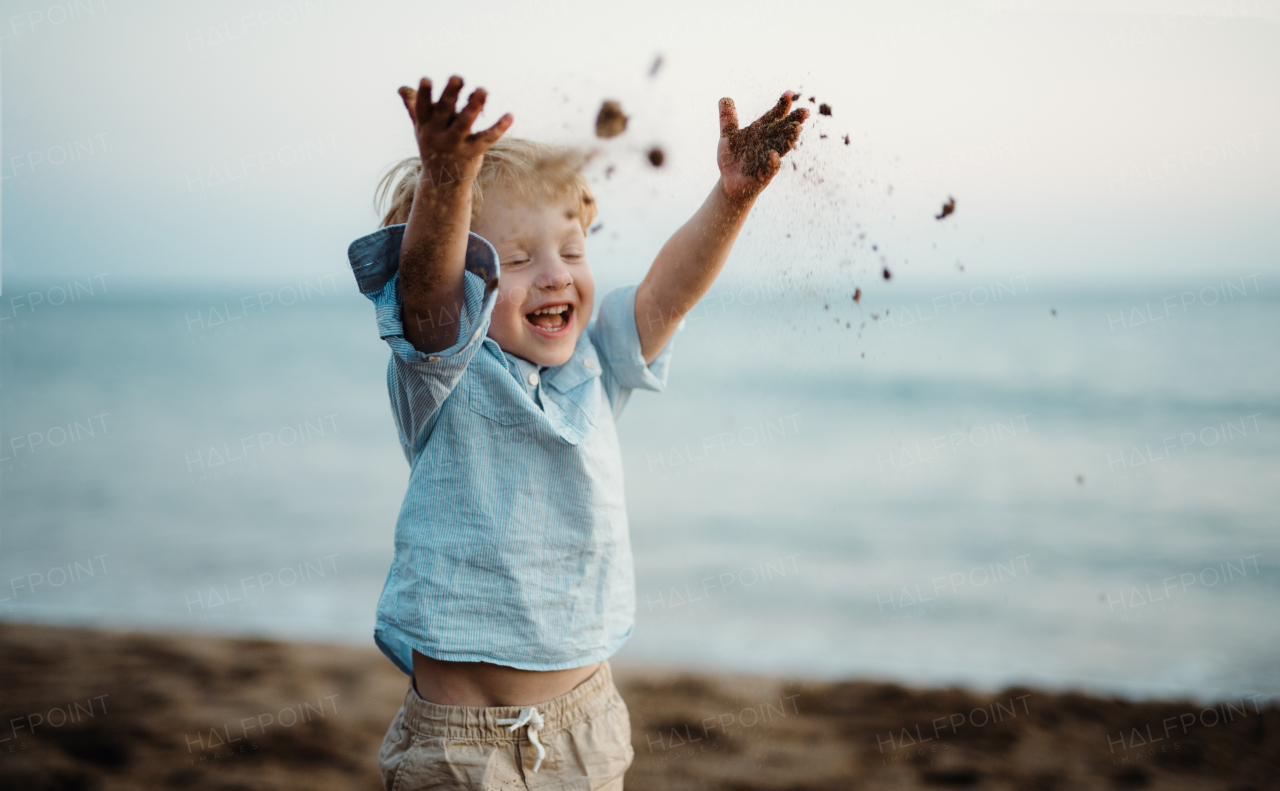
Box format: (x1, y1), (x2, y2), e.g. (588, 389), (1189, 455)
(526, 303), (573, 334)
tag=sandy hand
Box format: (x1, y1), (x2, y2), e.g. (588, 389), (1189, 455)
(398, 75), (513, 188)
(717, 91), (809, 202)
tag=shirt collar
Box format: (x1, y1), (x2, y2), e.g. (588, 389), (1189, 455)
(541, 331), (602, 394)
(487, 332), (603, 395)
(503, 352), (543, 392)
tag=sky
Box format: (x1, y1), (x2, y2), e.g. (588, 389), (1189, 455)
(2, 0), (1278, 294)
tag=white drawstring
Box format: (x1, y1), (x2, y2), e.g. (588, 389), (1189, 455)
(496, 706), (546, 773)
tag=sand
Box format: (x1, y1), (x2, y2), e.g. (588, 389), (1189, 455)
(1, 622), (1276, 790)
(595, 101), (628, 139)
(724, 94), (808, 178)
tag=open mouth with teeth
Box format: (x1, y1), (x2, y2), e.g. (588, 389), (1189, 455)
(525, 303), (574, 336)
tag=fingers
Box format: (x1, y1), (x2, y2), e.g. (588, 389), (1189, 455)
(756, 91), (793, 126)
(403, 74), (508, 156)
(760, 150), (781, 182)
(434, 75), (464, 122)
(399, 86), (418, 124)
(449, 89), (487, 142)
(468, 113), (514, 151)
(781, 107), (809, 141)
(719, 97), (738, 137)
(414, 77), (434, 128)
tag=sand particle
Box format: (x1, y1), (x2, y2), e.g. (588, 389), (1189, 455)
(595, 101), (628, 139)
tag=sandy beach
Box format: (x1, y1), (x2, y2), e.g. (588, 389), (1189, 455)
(0, 621), (1274, 790)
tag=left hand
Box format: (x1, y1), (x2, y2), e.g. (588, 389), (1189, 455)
(716, 90), (809, 204)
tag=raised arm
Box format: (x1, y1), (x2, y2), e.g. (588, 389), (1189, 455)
(396, 75), (512, 354)
(633, 91), (808, 364)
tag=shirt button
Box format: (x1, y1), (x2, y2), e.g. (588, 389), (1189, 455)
(527, 371), (540, 386)
(427, 356), (441, 362)
(583, 359), (596, 369)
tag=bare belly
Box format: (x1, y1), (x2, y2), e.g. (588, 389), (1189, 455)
(412, 651), (601, 707)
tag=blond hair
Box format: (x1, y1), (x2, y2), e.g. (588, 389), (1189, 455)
(375, 138), (596, 233)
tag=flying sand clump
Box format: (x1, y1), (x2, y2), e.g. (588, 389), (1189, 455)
(595, 101), (628, 139)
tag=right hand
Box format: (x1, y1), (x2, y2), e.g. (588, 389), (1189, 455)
(398, 75), (513, 189)
(717, 91), (807, 205)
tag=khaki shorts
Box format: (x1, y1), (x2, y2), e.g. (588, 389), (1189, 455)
(379, 661), (634, 791)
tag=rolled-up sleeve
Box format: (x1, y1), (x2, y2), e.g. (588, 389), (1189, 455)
(370, 267), (492, 368)
(349, 227), (499, 461)
(589, 284), (674, 417)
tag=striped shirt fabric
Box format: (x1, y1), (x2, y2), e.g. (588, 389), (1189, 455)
(347, 225), (674, 674)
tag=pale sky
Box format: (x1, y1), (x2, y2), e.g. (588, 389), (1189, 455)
(3, 0), (1278, 292)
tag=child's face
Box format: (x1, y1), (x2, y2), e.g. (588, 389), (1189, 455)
(473, 185), (595, 367)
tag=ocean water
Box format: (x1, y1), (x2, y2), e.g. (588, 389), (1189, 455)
(1, 273), (1276, 703)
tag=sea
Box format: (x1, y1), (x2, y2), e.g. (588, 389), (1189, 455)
(1, 270), (1276, 704)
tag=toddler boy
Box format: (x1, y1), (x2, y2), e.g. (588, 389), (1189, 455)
(348, 74), (807, 790)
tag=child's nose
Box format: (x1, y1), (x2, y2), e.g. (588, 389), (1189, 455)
(536, 262), (573, 291)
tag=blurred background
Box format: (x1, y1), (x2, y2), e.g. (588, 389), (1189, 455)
(2, 0), (1278, 703)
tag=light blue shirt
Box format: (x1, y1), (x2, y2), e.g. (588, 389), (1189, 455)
(347, 225), (674, 674)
